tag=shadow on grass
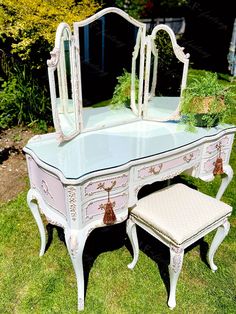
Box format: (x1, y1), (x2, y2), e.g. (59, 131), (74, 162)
(126, 176), (211, 302)
(44, 220), (127, 299)
(129, 227), (210, 301)
(83, 222), (127, 295)
(43, 175), (212, 303)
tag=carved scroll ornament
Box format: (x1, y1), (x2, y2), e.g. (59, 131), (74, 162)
(67, 186), (77, 222)
(47, 48), (60, 68)
(170, 246), (184, 273)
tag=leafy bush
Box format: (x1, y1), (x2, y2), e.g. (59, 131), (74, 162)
(0, 65), (51, 131)
(0, 0), (101, 67)
(115, 0), (147, 18)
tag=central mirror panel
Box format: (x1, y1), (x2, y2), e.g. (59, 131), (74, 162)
(74, 9), (146, 131)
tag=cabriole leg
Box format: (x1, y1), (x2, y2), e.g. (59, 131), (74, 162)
(65, 229), (87, 311)
(168, 246), (184, 309)
(126, 218), (139, 269)
(27, 189), (46, 257)
(216, 165), (233, 200)
(207, 220), (230, 272)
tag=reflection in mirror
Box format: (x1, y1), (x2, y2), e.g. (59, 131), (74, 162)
(144, 25), (189, 121)
(74, 9), (145, 131)
(48, 23), (79, 142)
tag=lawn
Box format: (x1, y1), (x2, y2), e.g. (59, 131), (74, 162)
(0, 70), (236, 313)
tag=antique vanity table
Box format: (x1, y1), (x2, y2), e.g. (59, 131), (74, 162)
(23, 7), (235, 311)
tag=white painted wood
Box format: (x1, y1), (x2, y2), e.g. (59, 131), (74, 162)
(127, 185), (232, 309)
(74, 7), (146, 30)
(65, 228), (87, 311)
(168, 246), (184, 309)
(47, 23), (81, 142)
(216, 165), (234, 200)
(27, 189), (46, 257)
(131, 28), (141, 115)
(126, 218), (139, 269)
(207, 220), (230, 272)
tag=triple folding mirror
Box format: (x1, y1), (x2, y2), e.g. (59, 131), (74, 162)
(47, 7), (189, 142)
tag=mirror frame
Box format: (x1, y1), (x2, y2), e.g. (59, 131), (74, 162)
(73, 7), (146, 131)
(143, 24), (190, 121)
(47, 22), (81, 142)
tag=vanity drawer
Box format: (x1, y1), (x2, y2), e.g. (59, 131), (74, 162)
(83, 192), (128, 223)
(200, 150), (228, 175)
(82, 172), (129, 199)
(203, 135), (232, 157)
(26, 156), (66, 217)
(135, 149), (201, 181)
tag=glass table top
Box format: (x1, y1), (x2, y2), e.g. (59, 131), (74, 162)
(24, 120), (235, 179)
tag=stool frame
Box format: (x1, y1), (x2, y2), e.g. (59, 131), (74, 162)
(127, 214), (230, 309)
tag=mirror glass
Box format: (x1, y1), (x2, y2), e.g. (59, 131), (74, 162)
(145, 29), (185, 121)
(74, 12), (144, 131)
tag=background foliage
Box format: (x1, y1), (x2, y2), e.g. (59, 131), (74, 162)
(0, 63), (50, 131)
(0, 0), (101, 131)
(0, 0), (101, 66)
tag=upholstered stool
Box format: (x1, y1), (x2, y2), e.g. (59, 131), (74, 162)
(126, 183), (232, 309)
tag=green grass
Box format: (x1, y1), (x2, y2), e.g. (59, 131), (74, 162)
(0, 69), (236, 313)
(0, 190), (236, 313)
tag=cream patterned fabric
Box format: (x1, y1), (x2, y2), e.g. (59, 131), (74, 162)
(131, 184), (232, 246)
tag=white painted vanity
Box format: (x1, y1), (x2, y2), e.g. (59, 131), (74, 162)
(23, 7), (235, 311)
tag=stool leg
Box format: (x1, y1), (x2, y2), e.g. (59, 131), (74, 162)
(126, 218), (139, 269)
(207, 220), (230, 272)
(168, 246), (184, 309)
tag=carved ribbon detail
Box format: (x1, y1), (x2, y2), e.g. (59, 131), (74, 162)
(149, 164), (163, 175)
(97, 180), (116, 192)
(41, 180), (53, 199)
(183, 153), (194, 163)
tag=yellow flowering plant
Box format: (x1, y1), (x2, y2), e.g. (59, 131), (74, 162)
(0, 0), (101, 65)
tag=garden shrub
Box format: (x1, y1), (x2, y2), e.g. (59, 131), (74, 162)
(0, 64), (51, 131)
(0, 0), (101, 130)
(0, 0), (101, 67)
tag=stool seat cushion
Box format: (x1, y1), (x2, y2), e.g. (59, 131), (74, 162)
(131, 184), (232, 246)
